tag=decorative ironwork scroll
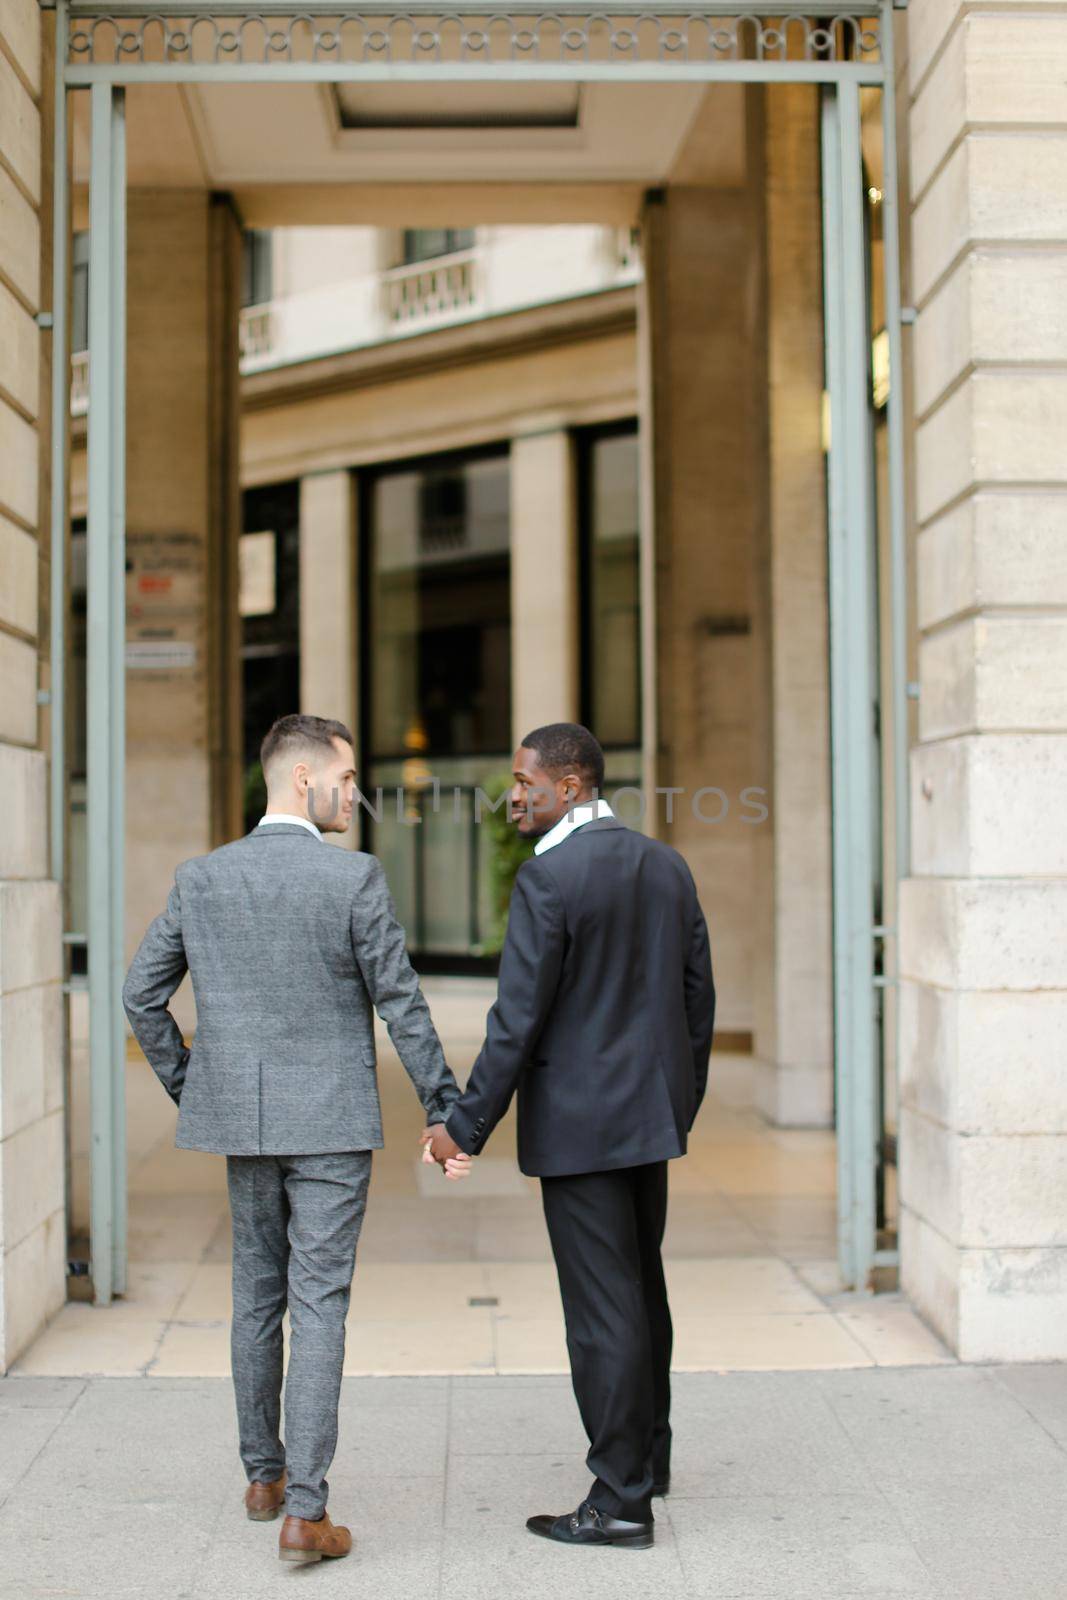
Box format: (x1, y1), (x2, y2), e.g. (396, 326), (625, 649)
(68, 10), (882, 70)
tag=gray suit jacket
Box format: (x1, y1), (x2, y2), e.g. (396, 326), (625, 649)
(122, 822), (459, 1155)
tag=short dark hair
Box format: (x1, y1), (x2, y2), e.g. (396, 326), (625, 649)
(260, 713), (353, 775)
(520, 722), (605, 792)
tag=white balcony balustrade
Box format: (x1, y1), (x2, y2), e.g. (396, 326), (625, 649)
(239, 303), (276, 362)
(380, 251), (480, 330)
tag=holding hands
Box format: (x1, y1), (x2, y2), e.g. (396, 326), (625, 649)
(420, 1124), (472, 1180)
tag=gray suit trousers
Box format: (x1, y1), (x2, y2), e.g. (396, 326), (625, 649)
(226, 1150), (372, 1520)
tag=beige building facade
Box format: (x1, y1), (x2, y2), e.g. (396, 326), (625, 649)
(0, 0), (67, 1370)
(0, 2), (1064, 1372)
(897, 3), (1067, 1361)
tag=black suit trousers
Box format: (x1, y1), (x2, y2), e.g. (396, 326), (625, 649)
(540, 1160), (672, 1522)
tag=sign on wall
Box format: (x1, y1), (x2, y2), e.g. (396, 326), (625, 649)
(124, 530), (202, 675)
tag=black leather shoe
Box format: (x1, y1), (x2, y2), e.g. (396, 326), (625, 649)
(653, 1476), (670, 1497)
(526, 1502), (654, 1549)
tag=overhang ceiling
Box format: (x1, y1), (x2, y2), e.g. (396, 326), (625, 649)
(71, 80), (748, 224)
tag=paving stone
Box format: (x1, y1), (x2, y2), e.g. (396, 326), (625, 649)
(991, 1362), (1067, 1448)
(444, 1450), (589, 1526)
(667, 1493), (936, 1598)
(335, 1390), (449, 1474)
(0, 1377), (84, 1412)
(666, 1371), (867, 1497)
(814, 1366), (1067, 1488)
(883, 1472), (1067, 1600)
(338, 1374), (450, 1409)
(0, 1497), (212, 1598)
(448, 1375), (585, 1456)
(0, 1400), (74, 1506)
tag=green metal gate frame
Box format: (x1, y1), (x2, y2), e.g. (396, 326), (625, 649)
(47, 0), (911, 1302)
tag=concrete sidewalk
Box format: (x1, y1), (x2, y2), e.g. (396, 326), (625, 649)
(2, 1367), (1066, 1600)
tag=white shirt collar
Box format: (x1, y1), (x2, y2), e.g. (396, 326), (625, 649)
(534, 798), (614, 856)
(258, 812), (323, 841)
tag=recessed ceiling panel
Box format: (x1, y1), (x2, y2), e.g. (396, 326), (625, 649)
(334, 83), (580, 130)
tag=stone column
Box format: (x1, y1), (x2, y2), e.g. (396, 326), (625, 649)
(509, 426), (579, 740)
(750, 85), (834, 1126)
(299, 468), (358, 790)
(0, 0), (65, 1371)
(899, 2), (1067, 1359)
(124, 190), (241, 965)
(641, 169), (766, 1038)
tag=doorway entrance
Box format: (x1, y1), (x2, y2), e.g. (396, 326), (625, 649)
(52, 2), (909, 1321)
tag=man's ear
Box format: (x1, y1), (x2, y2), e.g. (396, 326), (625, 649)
(292, 761), (311, 794)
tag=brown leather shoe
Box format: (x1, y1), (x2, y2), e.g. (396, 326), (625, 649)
(244, 1472), (286, 1522)
(278, 1512), (352, 1564)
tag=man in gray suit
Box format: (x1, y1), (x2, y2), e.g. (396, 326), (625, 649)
(123, 713), (468, 1565)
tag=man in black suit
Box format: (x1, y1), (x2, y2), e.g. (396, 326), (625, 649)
(423, 723), (715, 1550)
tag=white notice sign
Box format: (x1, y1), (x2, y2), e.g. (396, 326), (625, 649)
(125, 640), (198, 672)
(239, 530), (277, 617)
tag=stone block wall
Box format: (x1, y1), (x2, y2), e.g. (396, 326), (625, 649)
(900, 0), (1067, 1359)
(0, 0), (66, 1372)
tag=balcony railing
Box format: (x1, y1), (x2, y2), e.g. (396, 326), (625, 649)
(380, 250), (480, 330)
(239, 303), (276, 362)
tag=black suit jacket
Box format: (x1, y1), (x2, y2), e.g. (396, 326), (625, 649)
(446, 817), (715, 1177)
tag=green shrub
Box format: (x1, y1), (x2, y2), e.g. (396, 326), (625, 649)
(479, 770), (534, 956)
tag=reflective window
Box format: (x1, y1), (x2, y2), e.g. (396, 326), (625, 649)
(241, 230), (273, 309)
(365, 450), (511, 762)
(241, 481), (300, 829)
(363, 449), (511, 967)
(402, 228), (475, 266)
(579, 423), (641, 749)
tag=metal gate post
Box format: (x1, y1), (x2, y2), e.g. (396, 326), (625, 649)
(87, 82), (127, 1305)
(880, 0), (910, 887)
(108, 87), (128, 1299)
(821, 83), (880, 1290)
